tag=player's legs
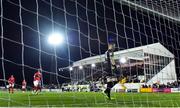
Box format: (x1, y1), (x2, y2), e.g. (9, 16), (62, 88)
(8, 85), (11, 93)
(22, 86), (26, 93)
(33, 86), (35, 92)
(11, 84), (14, 93)
(36, 81), (42, 94)
(32, 86), (37, 94)
(33, 80), (38, 93)
(39, 84), (42, 92)
(22, 87), (24, 92)
(33, 80), (41, 94)
(36, 86), (40, 94)
(38, 85), (41, 92)
(104, 82), (113, 99)
(9, 84), (11, 93)
(104, 81), (118, 99)
(9, 84), (14, 93)
(11, 87), (13, 93)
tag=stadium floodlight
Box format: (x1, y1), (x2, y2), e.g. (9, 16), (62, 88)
(48, 32), (64, 46)
(69, 67), (73, 71)
(120, 57), (127, 64)
(79, 65), (83, 70)
(91, 63), (96, 68)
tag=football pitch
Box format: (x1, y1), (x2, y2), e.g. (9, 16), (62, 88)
(1, 91), (180, 107)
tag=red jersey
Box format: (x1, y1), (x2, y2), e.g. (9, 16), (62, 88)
(34, 71), (41, 81)
(8, 76), (15, 84)
(22, 80), (26, 86)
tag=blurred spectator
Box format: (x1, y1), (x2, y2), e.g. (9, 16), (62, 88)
(142, 81), (180, 88)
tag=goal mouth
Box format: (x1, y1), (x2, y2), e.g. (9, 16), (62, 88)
(0, 0), (180, 107)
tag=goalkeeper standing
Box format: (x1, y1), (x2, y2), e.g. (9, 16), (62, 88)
(103, 37), (119, 100)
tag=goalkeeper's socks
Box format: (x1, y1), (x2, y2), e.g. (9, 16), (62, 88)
(106, 89), (111, 99)
(103, 92), (109, 99)
(102, 90), (109, 99)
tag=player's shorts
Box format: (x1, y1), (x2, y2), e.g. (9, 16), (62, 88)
(22, 86), (26, 89)
(33, 80), (40, 87)
(9, 84), (14, 88)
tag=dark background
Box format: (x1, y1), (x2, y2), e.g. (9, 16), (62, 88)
(0, 0), (180, 87)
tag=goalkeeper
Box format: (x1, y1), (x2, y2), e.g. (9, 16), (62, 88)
(103, 37), (119, 100)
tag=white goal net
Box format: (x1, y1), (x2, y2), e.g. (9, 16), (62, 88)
(0, 0), (180, 107)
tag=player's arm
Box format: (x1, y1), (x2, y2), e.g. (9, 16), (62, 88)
(34, 73), (36, 78)
(39, 73), (42, 79)
(8, 78), (11, 84)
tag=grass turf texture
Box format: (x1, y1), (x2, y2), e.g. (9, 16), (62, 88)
(1, 92), (180, 107)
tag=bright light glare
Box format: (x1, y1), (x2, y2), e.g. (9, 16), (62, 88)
(69, 67), (73, 71)
(79, 65), (83, 70)
(48, 33), (64, 46)
(91, 63), (96, 68)
(120, 57), (127, 63)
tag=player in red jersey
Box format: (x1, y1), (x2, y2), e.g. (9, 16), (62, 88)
(8, 75), (15, 93)
(22, 80), (27, 93)
(33, 69), (42, 94)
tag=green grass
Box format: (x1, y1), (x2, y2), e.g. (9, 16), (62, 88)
(1, 91), (180, 107)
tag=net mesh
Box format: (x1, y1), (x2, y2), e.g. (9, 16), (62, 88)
(0, 0), (180, 107)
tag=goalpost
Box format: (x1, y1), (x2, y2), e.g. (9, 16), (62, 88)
(0, 0), (180, 107)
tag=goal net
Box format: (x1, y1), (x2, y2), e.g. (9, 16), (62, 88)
(0, 0), (180, 107)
